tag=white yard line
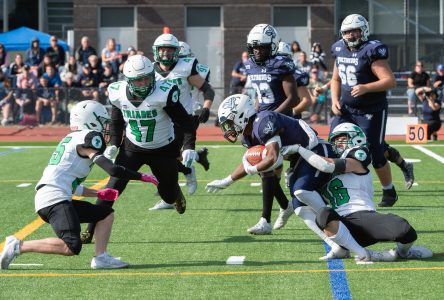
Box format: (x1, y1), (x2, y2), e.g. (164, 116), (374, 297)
(413, 145), (444, 164)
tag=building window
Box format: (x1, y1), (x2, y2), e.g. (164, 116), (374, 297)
(372, 0), (404, 34)
(100, 7), (134, 27)
(273, 7), (307, 27)
(187, 7), (220, 27)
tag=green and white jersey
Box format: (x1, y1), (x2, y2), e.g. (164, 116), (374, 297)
(155, 57), (196, 115)
(190, 63), (210, 115)
(108, 80), (179, 149)
(35, 130), (105, 211)
(322, 146), (375, 216)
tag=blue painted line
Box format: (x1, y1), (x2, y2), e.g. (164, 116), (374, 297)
(0, 148), (26, 157)
(324, 243), (352, 300)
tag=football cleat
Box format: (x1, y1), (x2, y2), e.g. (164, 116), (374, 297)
(403, 162), (415, 190)
(80, 230), (93, 244)
(247, 217), (272, 235)
(398, 246), (433, 259)
(149, 199), (174, 211)
(185, 165), (197, 195)
(273, 201), (294, 230)
(196, 147), (210, 171)
(378, 186), (398, 207)
(319, 245), (350, 261)
(91, 252), (129, 269)
(174, 190), (187, 214)
(0, 236), (21, 269)
(356, 249), (397, 262)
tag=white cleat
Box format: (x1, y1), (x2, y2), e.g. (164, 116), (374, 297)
(319, 245), (350, 261)
(399, 246), (433, 259)
(149, 200), (174, 211)
(356, 249), (397, 262)
(185, 166), (197, 195)
(0, 235), (21, 269)
(91, 252), (129, 269)
(247, 217), (272, 235)
(273, 201), (294, 230)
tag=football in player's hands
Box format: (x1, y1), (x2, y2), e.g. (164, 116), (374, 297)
(245, 145), (267, 166)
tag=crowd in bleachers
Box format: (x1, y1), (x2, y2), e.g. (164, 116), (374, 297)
(0, 35), (140, 126)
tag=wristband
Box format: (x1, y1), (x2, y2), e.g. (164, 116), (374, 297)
(74, 185), (84, 196)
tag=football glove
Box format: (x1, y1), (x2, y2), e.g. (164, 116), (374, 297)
(103, 145), (118, 160)
(141, 173), (159, 186)
(242, 154), (259, 175)
(205, 176), (234, 193)
(280, 144), (300, 157)
(182, 149), (197, 168)
(198, 107), (210, 123)
(97, 188), (119, 201)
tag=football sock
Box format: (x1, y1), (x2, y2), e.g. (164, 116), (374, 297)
(261, 176), (276, 223)
(294, 206), (338, 249)
(294, 189), (326, 212)
(382, 183), (394, 190)
(398, 160), (408, 172)
(330, 221), (367, 258)
(396, 242), (414, 257)
(274, 177), (289, 209)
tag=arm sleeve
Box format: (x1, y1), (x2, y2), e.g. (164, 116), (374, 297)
(109, 104), (125, 147)
(93, 154), (142, 180)
(164, 85), (196, 150)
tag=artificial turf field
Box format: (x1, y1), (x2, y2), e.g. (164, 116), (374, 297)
(0, 142), (443, 299)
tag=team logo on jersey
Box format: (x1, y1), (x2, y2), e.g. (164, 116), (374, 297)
(172, 90), (179, 103)
(378, 48), (387, 56)
(335, 47), (341, 52)
(301, 77), (309, 85)
(365, 114), (373, 120)
(354, 149), (367, 161)
(122, 105), (128, 109)
(92, 136), (103, 149)
(263, 121), (274, 135)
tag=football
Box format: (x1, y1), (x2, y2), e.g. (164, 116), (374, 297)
(245, 145), (267, 166)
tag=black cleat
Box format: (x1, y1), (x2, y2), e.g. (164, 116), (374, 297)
(80, 231), (93, 244)
(402, 162), (414, 190)
(175, 190), (187, 214)
(378, 186), (398, 207)
(197, 147), (210, 171)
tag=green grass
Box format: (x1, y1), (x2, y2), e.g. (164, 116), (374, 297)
(0, 144), (443, 299)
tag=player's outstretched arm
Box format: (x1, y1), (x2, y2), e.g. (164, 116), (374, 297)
(205, 163), (246, 193)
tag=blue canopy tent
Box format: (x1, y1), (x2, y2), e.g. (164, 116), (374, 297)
(0, 26), (69, 51)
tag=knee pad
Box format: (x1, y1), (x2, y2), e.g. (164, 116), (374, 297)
(386, 145), (401, 163)
(294, 189), (326, 212)
(63, 236), (82, 255)
(316, 207), (340, 230)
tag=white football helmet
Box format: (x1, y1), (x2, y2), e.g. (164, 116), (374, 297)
(123, 54), (155, 99)
(178, 41), (193, 58)
(277, 41), (292, 57)
(247, 24), (280, 64)
(152, 33), (180, 66)
(70, 100), (110, 141)
(218, 94), (256, 143)
(329, 122), (367, 155)
(340, 14), (369, 48)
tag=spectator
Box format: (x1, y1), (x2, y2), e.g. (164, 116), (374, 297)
(101, 38), (120, 75)
(25, 37), (45, 68)
(43, 65), (62, 88)
(60, 55), (81, 82)
(78, 64), (99, 101)
(307, 67), (326, 124)
(14, 80), (37, 126)
(0, 75), (14, 126)
(35, 76), (58, 124)
(98, 63), (117, 102)
(407, 61), (430, 115)
(87, 54), (104, 83)
(16, 65), (38, 89)
(75, 36), (97, 66)
(8, 53), (25, 87)
(416, 87), (442, 140)
(229, 51), (249, 94)
(45, 35), (66, 70)
(296, 51), (313, 74)
(309, 42), (328, 80)
(432, 64), (444, 89)
(62, 72), (81, 110)
(37, 54), (54, 78)
(0, 43), (10, 74)
(118, 46), (142, 73)
(291, 41), (302, 64)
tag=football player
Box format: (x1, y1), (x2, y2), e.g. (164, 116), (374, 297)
(152, 34), (215, 195)
(240, 24), (299, 234)
(285, 123), (432, 261)
(276, 41), (311, 119)
(207, 94), (348, 260)
(0, 100), (158, 270)
(80, 55), (196, 244)
(330, 14), (407, 207)
(149, 40), (212, 211)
